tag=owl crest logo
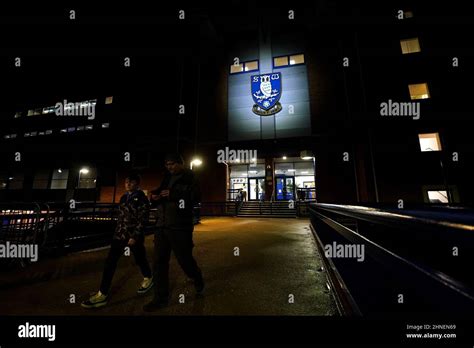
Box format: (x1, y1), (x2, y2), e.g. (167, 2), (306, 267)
(251, 73), (282, 116)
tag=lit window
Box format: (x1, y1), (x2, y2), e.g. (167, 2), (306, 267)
(60, 129), (67, 133)
(30, 131), (37, 137)
(45, 130), (52, 135)
(418, 133), (442, 152)
(400, 38), (420, 54)
(27, 110), (34, 116)
(289, 54), (305, 65)
(274, 56), (289, 67)
(24, 133), (30, 137)
(77, 126), (85, 131)
(3, 135), (10, 139)
(78, 168), (97, 189)
(85, 125), (93, 130)
(230, 63), (244, 74)
(11, 134), (17, 138)
(34, 108), (42, 115)
(51, 169), (69, 189)
(102, 123), (110, 128)
(404, 10), (414, 18)
(67, 127), (76, 133)
(427, 190), (448, 203)
(14, 112), (22, 118)
(105, 96), (113, 104)
(409, 83), (430, 100)
(244, 61), (258, 72)
(38, 131), (45, 136)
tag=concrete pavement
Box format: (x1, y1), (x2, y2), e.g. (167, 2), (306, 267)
(0, 217), (337, 316)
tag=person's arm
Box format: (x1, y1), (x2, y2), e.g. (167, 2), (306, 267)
(115, 195), (126, 227)
(129, 195), (150, 241)
(168, 173), (200, 208)
(150, 180), (167, 207)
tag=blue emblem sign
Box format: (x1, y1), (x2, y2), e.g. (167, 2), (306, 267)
(251, 73), (282, 116)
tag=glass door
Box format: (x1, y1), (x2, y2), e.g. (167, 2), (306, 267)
(249, 178), (258, 200)
(257, 178), (265, 200)
(249, 178), (265, 200)
(275, 176), (295, 200)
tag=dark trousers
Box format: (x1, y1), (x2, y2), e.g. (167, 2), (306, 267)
(153, 227), (203, 299)
(100, 238), (152, 295)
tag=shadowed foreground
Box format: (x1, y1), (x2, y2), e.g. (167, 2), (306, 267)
(0, 217), (336, 316)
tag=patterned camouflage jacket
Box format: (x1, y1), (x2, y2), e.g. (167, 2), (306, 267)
(114, 190), (150, 242)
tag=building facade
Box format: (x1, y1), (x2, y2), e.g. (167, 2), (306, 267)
(1, 2), (473, 206)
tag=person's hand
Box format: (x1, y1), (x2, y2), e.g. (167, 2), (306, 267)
(128, 238), (136, 246)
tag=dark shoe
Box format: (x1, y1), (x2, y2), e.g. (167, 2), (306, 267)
(194, 277), (205, 295)
(143, 298), (169, 312)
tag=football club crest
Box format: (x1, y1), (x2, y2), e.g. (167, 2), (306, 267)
(251, 73), (282, 116)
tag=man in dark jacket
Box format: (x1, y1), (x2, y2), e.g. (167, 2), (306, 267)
(81, 173), (153, 309)
(143, 153), (204, 311)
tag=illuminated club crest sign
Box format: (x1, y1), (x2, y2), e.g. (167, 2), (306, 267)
(251, 72), (282, 116)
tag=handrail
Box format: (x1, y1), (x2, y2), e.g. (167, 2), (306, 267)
(309, 203), (474, 315)
(314, 203), (474, 231)
(311, 207), (474, 299)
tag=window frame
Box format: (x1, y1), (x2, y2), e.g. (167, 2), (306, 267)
(400, 37), (421, 54)
(408, 82), (431, 100)
(50, 169), (69, 190)
(273, 53), (305, 69)
(229, 60), (260, 75)
(418, 132), (442, 152)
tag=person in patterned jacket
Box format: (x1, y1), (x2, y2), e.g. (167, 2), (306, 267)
(81, 173), (153, 308)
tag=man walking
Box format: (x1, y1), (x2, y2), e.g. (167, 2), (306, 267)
(81, 173), (153, 308)
(143, 153), (204, 311)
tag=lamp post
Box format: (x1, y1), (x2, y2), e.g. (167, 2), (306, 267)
(78, 167), (89, 188)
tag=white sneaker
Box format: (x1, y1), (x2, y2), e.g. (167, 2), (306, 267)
(137, 277), (154, 294)
(81, 291), (108, 309)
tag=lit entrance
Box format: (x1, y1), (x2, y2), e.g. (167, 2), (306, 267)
(275, 176), (295, 200)
(274, 157), (315, 201)
(248, 178), (265, 200)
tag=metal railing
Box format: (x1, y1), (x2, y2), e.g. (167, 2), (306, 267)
(296, 188), (317, 201)
(0, 202), (54, 268)
(198, 201), (240, 216)
(226, 189), (242, 202)
(0, 198), (265, 269)
(1, 203), (42, 244)
(309, 203), (474, 316)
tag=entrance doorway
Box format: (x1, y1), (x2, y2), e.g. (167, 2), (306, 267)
(248, 178), (265, 200)
(275, 176), (295, 200)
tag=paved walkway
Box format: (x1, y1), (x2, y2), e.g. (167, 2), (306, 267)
(0, 217), (337, 316)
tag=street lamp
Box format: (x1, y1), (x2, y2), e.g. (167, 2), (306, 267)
(78, 167), (89, 188)
(190, 158), (202, 170)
